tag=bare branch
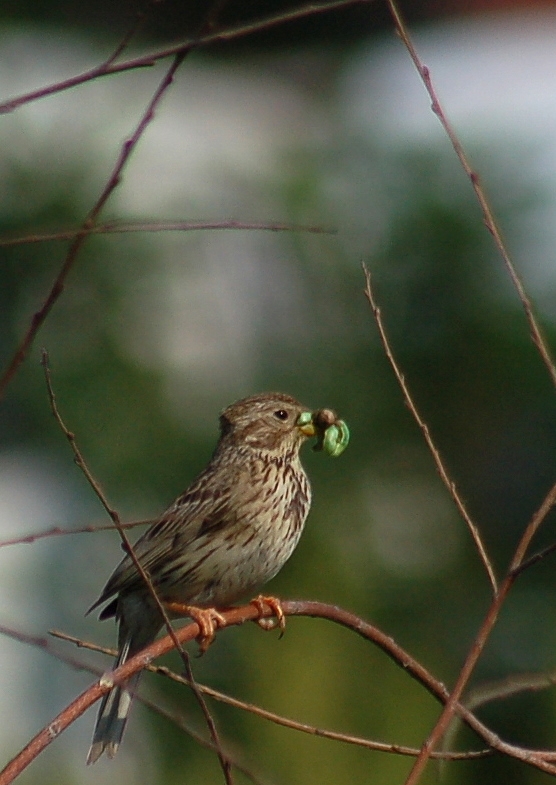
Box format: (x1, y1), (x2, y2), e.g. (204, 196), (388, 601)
(386, 0), (556, 391)
(0, 625), (263, 785)
(374, 4), (556, 781)
(0, 219), (335, 248)
(41, 349), (231, 782)
(363, 264), (498, 594)
(0, 519), (151, 550)
(3, 601), (556, 785)
(0, 50), (190, 401)
(0, 1), (372, 116)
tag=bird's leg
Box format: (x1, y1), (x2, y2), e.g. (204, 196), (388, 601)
(251, 595), (286, 633)
(164, 602), (227, 653)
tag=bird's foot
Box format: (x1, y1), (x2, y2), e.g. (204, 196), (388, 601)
(251, 595), (286, 634)
(165, 602), (227, 653)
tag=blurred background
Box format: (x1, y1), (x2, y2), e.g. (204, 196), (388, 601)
(2, 0), (556, 783)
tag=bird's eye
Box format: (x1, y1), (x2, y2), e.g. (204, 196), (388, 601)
(274, 409), (289, 421)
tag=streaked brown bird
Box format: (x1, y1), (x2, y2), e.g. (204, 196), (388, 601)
(87, 392), (347, 764)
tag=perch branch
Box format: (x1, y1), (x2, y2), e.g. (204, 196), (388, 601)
(3, 602), (556, 785)
(49, 628), (489, 762)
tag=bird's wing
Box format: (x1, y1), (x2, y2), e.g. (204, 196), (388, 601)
(89, 459), (244, 610)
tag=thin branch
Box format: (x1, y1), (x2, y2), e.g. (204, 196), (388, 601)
(0, 50), (189, 401)
(386, 0), (556, 391)
(375, 3), (556, 781)
(0, 625), (263, 785)
(0, 0), (372, 116)
(509, 480), (556, 571)
(363, 267), (556, 782)
(0, 219), (335, 248)
(400, 478), (556, 785)
(2, 601), (555, 785)
(102, 0), (158, 67)
(40, 350), (231, 783)
(512, 539), (556, 577)
(362, 264), (498, 594)
(49, 628), (489, 762)
(0, 519), (151, 549)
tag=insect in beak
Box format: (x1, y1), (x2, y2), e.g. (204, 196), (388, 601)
(297, 410), (350, 457)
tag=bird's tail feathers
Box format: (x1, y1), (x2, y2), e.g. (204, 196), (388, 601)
(87, 637), (140, 764)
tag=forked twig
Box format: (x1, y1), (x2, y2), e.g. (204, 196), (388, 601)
(362, 264), (497, 594)
(0, 1), (371, 116)
(0, 50), (188, 401)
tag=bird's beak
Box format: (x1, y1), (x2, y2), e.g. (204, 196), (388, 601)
(297, 411), (316, 437)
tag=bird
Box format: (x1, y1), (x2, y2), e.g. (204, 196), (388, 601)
(86, 391), (348, 764)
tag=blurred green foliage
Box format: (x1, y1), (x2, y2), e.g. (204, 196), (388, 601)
(3, 22), (556, 785)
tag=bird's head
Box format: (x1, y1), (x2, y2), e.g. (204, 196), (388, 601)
(218, 392), (349, 457)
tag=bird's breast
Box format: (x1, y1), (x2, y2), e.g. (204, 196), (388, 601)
(157, 453), (312, 609)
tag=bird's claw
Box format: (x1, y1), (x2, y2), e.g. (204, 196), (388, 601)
(165, 602), (227, 653)
(251, 595), (286, 634)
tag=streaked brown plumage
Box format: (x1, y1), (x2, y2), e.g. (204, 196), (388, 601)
(87, 392), (316, 764)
